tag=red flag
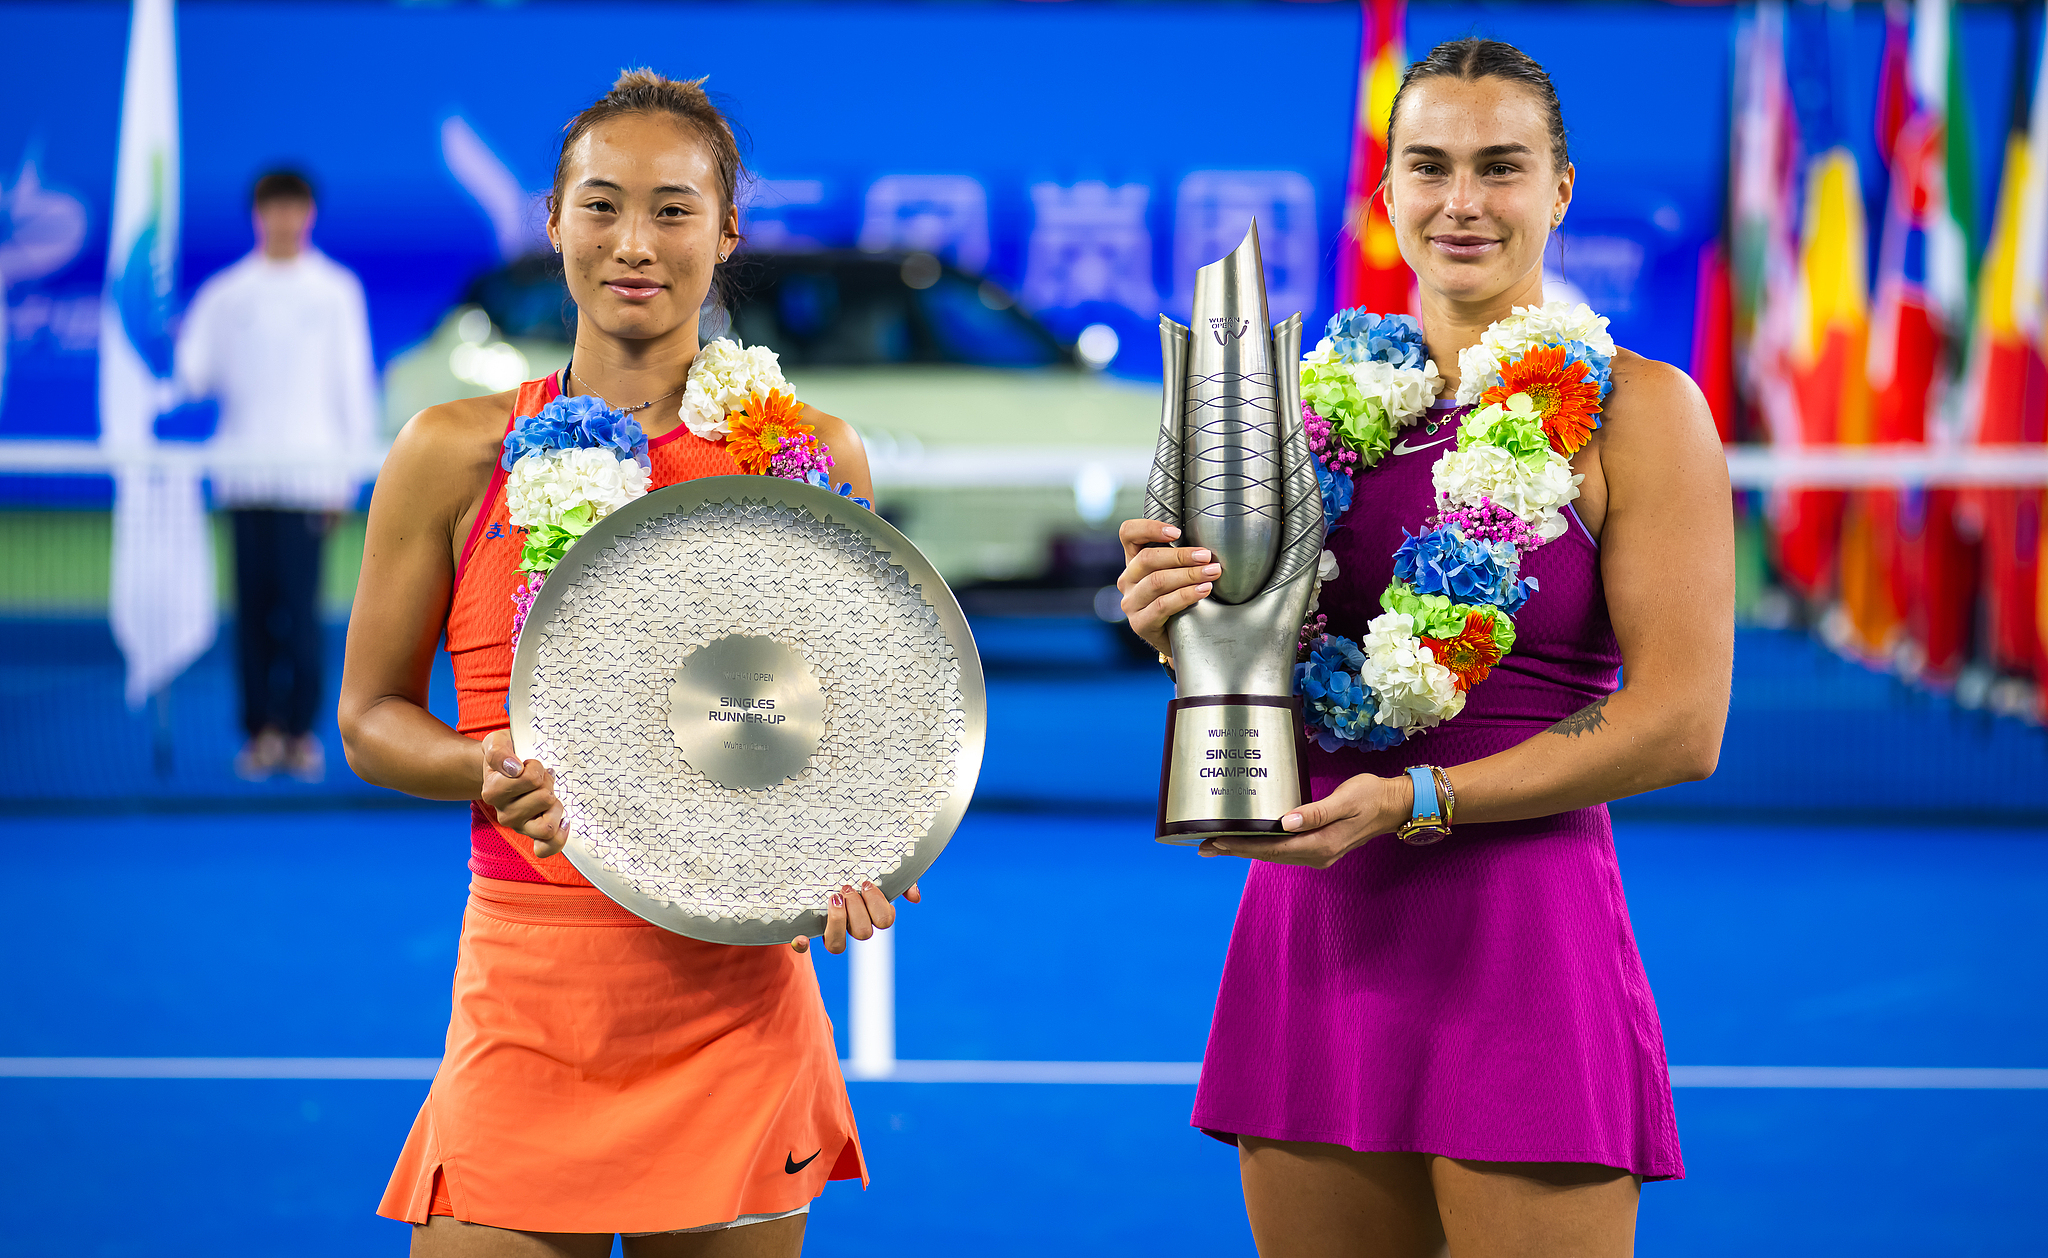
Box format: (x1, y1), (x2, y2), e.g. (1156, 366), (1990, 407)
(1690, 241), (1737, 441)
(1874, 0), (1977, 680)
(1967, 132), (2045, 679)
(1335, 0), (1414, 314)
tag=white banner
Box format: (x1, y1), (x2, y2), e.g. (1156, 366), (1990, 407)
(101, 0), (215, 709)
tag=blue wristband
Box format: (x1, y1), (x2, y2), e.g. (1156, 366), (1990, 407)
(1407, 765), (1440, 821)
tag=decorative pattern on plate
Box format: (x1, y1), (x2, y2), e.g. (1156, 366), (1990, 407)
(521, 498), (967, 926)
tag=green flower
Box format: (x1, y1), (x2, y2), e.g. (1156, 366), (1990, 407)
(1458, 394), (1549, 466)
(1379, 580), (1518, 653)
(1301, 358), (1395, 463)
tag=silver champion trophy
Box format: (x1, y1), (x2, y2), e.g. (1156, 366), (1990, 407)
(1147, 221), (1324, 842)
(509, 477), (985, 944)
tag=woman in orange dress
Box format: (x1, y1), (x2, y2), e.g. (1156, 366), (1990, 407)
(339, 71), (907, 1256)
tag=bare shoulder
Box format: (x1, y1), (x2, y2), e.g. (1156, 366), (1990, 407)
(799, 404), (866, 460)
(391, 390), (514, 475)
(1604, 349), (1709, 426)
(379, 389), (518, 529)
(1599, 348), (1726, 492)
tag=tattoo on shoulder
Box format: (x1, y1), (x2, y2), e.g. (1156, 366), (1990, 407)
(1549, 696), (1611, 738)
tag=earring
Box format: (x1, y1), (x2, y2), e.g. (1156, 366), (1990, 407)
(552, 241), (561, 254)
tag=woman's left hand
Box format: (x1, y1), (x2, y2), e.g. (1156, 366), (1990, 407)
(1198, 772), (1409, 868)
(790, 881), (922, 954)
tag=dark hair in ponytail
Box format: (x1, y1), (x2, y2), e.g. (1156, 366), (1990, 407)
(1384, 38), (1570, 178)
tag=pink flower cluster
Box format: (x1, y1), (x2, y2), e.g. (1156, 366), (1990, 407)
(1303, 404), (1359, 476)
(768, 430), (834, 481)
(1296, 612), (1329, 660)
(510, 571), (545, 645)
(1436, 497), (1542, 552)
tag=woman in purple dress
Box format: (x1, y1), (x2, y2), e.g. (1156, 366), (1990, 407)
(1117, 39), (1732, 1256)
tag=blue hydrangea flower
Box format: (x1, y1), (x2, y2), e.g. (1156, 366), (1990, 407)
(1391, 526), (1533, 613)
(561, 395), (650, 468)
(1294, 634), (1405, 753)
(1313, 451), (1355, 534)
(1558, 339), (1615, 402)
(1324, 309), (1428, 370)
(500, 394), (650, 470)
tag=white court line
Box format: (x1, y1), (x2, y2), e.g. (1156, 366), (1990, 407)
(2, 1060), (2044, 1088)
(873, 1060), (1203, 1084)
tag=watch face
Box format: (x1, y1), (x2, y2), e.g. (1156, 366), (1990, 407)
(1397, 821), (1453, 847)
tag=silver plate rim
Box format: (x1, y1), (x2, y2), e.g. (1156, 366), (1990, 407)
(507, 474), (986, 946)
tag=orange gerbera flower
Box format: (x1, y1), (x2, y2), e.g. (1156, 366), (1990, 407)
(724, 390), (812, 475)
(1421, 611), (1506, 692)
(1480, 344), (1603, 456)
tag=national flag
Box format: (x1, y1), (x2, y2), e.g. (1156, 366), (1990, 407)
(2022, 17), (2048, 688)
(1334, 0), (1413, 315)
(1845, 1), (1925, 659)
(100, 0), (215, 709)
(1790, 144), (1869, 619)
(1882, 0), (1979, 681)
(1965, 27), (2048, 682)
(1732, 4), (1831, 596)
(1689, 241), (1737, 442)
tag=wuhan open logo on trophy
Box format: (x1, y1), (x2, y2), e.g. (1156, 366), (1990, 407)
(1149, 222), (1326, 842)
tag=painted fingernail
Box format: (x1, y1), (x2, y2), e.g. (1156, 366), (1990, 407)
(863, 881), (876, 892)
(831, 893), (844, 908)
(1191, 549), (1210, 562)
(1197, 582), (1212, 591)
(1164, 526), (1182, 538)
(1282, 813), (1303, 830)
(502, 758), (522, 776)
(1203, 564), (1221, 576)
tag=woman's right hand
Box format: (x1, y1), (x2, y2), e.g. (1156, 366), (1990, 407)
(1116, 518), (1222, 656)
(480, 729), (568, 859)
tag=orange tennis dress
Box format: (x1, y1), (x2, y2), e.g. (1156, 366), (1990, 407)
(378, 374), (867, 1235)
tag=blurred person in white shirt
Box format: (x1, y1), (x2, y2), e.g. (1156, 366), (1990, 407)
(175, 170), (378, 782)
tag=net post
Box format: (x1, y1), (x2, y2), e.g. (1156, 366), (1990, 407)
(846, 927), (896, 1080)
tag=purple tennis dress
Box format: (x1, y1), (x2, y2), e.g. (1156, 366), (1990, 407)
(1189, 401), (1684, 1180)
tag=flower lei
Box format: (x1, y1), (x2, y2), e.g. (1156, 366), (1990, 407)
(503, 339), (871, 644)
(1293, 302), (1614, 751)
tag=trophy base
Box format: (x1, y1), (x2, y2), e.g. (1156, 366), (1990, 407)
(1155, 695), (1307, 844)
(1156, 817), (1294, 846)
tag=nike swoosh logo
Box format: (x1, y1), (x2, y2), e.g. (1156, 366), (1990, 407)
(1390, 433), (1455, 457)
(785, 1149), (822, 1174)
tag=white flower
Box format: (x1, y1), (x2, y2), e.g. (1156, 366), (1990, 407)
(1504, 300), (1616, 356)
(1309, 547), (1340, 613)
(680, 338), (790, 440)
(1358, 611), (1465, 731)
(1454, 341), (1504, 406)
(505, 446), (651, 531)
(1453, 301), (1615, 404)
(1304, 347), (1443, 428)
(1432, 443), (1583, 541)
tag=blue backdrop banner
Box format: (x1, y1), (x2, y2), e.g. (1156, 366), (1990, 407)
(0, 0), (2027, 469)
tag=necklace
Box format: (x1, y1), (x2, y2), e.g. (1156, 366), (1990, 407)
(568, 365), (686, 414)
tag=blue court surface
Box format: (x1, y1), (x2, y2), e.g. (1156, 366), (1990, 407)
(4, 809), (2044, 1256)
(3, 621), (2045, 1256)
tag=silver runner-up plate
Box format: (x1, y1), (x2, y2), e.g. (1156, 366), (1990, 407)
(507, 476), (986, 945)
